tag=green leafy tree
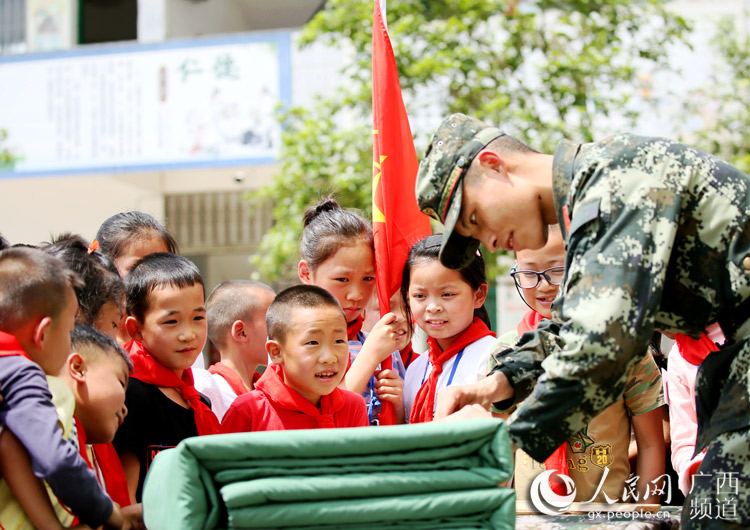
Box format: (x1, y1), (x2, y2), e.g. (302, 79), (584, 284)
(0, 129), (15, 168)
(679, 12), (750, 173)
(251, 0), (690, 282)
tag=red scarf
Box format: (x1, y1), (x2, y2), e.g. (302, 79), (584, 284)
(517, 309), (545, 335)
(208, 361), (253, 396)
(409, 317), (495, 424)
(257, 364), (345, 428)
(516, 310), (570, 495)
(347, 315), (364, 341)
(400, 343), (419, 369)
(125, 340), (220, 436)
(0, 330), (30, 359)
(675, 333), (718, 366)
(73, 416), (132, 508)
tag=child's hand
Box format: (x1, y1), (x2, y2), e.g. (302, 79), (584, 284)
(375, 369), (405, 423)
(344, 313), (409, 395)
(103, 503), (123, 530)
(121, 503), (145, 530)
(375, 369), (403, 406)
(368, 312), (410, 361)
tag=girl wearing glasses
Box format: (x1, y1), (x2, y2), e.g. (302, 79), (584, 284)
(503, 225), (666, 505)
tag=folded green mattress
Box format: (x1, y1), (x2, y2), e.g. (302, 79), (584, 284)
(142, 418), (515, 530)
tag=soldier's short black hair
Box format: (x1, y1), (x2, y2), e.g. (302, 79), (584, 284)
(0, 233), (9, 251)
(266, 285), (344, 343)
(0, 247), (83, 332)
(71, 323), (133, 372)
(44, 233), (125, 326)
(125, 253), (204, 323)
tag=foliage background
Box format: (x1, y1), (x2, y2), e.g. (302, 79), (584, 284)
(251, 0), (695, 283)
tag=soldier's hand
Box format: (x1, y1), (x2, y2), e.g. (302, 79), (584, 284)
(435, 404), (492, 423)
(434, 372), (514, 419)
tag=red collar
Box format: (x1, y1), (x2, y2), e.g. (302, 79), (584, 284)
(0, 331), (30, 359)
(256, 364), (345, 428)
(208, 361), (252, 396)
(517, 310), (545, 335)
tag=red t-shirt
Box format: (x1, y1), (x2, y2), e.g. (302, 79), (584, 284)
(221, 364), (368, 433)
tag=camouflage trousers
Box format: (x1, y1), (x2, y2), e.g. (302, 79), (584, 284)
(681, 428), (750, 529)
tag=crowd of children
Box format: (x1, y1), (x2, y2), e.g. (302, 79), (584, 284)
(0, 198), (689, 528)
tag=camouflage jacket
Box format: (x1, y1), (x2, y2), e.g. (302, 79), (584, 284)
(490, 134), (750, 462)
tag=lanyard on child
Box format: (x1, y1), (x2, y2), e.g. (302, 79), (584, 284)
(421, 349), (465, 387)
(356, 332), (383, 425)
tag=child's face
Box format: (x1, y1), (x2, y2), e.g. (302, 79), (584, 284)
(129, 283), (207, 376)
(92, 300), (123, 341)
(407, 260), (486, 351)
(114, 235), (169, 277)
(300, 241), (376, 323)
(514, 229), (565, 319)
(76, 354), (129, 444)
(267, 306), (349, 406)
(39, 286), (79, 376)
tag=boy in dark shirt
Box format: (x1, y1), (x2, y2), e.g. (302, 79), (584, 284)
(113, 253), (219, 502)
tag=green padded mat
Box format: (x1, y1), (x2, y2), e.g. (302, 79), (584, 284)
(142, 418), (515, 530)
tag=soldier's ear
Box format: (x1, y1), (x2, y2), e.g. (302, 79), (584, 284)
(476, 149), (506, 178)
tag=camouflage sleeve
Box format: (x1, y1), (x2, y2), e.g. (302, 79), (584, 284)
(505, 165), (681, 463)
(622, 351), (665, 416)
(487, 319), (564, 412)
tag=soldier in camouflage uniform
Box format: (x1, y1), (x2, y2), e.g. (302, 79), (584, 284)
(417, 113), (750, 528)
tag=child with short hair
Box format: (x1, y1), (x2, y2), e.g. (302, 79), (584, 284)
(113, 252), (219, 503)
(0, 247), (122, 529)
(502, 225), (665, 504)
(298, 198), (409, 425)
(95, 211), (179, 278)
(0, 324), (137, 529)
(44, 233), (125, 340)
(222, 285), (368, 432)
(61, 324), (134, 511)
(193, 280), (276, 421)
(401, 235), (496, 424)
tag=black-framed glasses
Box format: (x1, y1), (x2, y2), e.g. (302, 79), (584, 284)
(510, 265), (565, 289)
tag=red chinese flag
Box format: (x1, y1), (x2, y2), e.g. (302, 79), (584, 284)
(371, 0), (431, 424)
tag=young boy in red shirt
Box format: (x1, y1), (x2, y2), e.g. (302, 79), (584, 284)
(113, 252), (220, 503)
(222, 285), (368, 432)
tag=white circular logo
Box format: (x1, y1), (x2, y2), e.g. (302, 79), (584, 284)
(529, 470), (577, 516)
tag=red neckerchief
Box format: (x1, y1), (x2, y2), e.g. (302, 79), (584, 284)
(516, 309), (570, 495)
(400, 343), (419, 369)
(256, 364), (345, 428)
(92, 443), (132, 507)
(675, 333), (718, 366)
(347, 315), (364, 341)
(72, 417), (132, 510)
(0, 331), (30, 359)
(409, 317), (495, 424)
(517, 309), (545, 335)
(208, 361), (252, 396)
(125, 340), (220, 436)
